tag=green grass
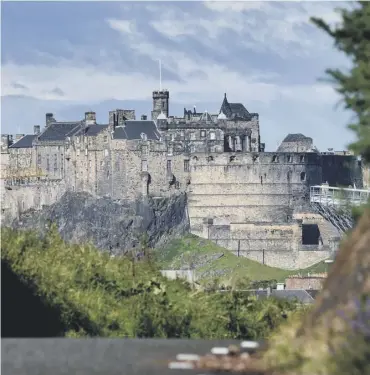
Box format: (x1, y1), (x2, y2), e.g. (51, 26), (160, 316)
(156, 234), (331, 285)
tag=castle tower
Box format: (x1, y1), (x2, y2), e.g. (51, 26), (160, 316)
(151, 90), (169, 121)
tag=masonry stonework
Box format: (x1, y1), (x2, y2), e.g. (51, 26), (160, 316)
(0, 90), (364, 269)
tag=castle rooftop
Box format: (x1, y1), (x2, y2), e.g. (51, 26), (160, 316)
(113, 120), (160, 141)
(9, 134), (36, 148)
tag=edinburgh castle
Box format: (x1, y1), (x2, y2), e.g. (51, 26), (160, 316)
(0, 89), (366, 269)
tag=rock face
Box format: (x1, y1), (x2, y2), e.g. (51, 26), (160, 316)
(9, 192), (189, 254)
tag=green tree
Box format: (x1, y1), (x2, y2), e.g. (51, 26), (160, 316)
(311, 2), (370, 162)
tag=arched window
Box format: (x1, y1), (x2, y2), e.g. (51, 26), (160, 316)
(300, 172), (306, 181)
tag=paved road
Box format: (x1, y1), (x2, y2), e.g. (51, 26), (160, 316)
(2, 338), (245, 375)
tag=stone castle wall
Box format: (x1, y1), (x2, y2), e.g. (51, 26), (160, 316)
(187, 151), (333, 269)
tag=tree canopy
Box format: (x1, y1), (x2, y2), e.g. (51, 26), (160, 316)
(311, 2), (370, 162)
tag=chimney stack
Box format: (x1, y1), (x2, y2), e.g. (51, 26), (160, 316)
(45, 113), (55, 127)
(34, 125), (41, 135)
(141, 115), (147, 121)
(85, 111), (96, 126)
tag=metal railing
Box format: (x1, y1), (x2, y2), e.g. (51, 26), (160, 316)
(310, 185), (370, 207)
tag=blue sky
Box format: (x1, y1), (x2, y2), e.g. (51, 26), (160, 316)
(1, 1), (355, 151)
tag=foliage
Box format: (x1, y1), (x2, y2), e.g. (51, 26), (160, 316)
(311, 2), (370, 163)
(1, 226), (300, 339)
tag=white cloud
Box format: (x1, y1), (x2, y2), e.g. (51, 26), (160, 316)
(2, 1), (352, 150)
(106, 19), (136, 34)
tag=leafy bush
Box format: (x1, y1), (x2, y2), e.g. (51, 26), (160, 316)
(1, 226), (300, 338)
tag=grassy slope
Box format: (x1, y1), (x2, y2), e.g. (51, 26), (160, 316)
(156, 234), (329, 284)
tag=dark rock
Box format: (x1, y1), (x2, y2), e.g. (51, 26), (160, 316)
(9, 192), (189, 255)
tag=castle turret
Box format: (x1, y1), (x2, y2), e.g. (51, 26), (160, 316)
(151, 90), (169, 121)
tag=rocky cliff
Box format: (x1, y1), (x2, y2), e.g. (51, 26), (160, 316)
(8, 192), (189, 254)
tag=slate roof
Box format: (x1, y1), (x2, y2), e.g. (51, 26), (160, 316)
(282, 133), (311, 143)
(73, 124), (109, 137)
(271, 289), (315, 304)
(113, 121), (160, 140)
(38, 122), (81, 142)
(220, 93), (250, 119)
(9, 134), (37, 148)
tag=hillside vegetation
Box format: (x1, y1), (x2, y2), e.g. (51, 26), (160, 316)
(157, 234), (329, 287)
(1, 226), (301, 339)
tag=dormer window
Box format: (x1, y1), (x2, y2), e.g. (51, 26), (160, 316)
(209, 132), (216, 140)
(200, 130), (206, 138)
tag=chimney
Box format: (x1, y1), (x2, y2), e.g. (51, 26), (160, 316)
(141, 115), (147, 121)
(34, 125), (41, 135)
(15, 134), (25, 141)
(45, 113), (54, 127)
(1, 135), (10, 151)
(85, 111), (96, 126)
(193, 106), (196, 114)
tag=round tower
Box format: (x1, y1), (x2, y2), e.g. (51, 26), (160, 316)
(151, 90), (169, 121)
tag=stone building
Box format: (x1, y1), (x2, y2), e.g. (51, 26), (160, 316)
(0, 89), (365, 270)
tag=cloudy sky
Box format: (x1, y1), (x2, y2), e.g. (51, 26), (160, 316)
(2, 1), (356, 151)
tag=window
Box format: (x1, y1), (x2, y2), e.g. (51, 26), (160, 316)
(142, 145), (149, 156)
(104, 149), (109, 157)
(89, 160), (92, 168)
(142, 160), (148, 172)
(167, 160), (172, 174)
(141, 133), (147, 141)
(287, 155), (292, 163)
(54, 154), (58, 172)
(209, 132), (216, 140)
(184, 159), (190, 172)
(300, 172), (306, 181)
(37, 154), (41, 165)
(76, 137), (80, 144)
(104, 136), (108, 142)
(207, 156), (214, 162)
(190, 132), (196, 140)
(167, 146), (173, 156)
(46, 155), (50, 171)
(85, 148), (88, 156)
(272, 155), (278, 162)
(77, 149), (80, 157)
(180, 130), (185, 138)
(200, 130), (206, 138)
(300, 155), (305, 163)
